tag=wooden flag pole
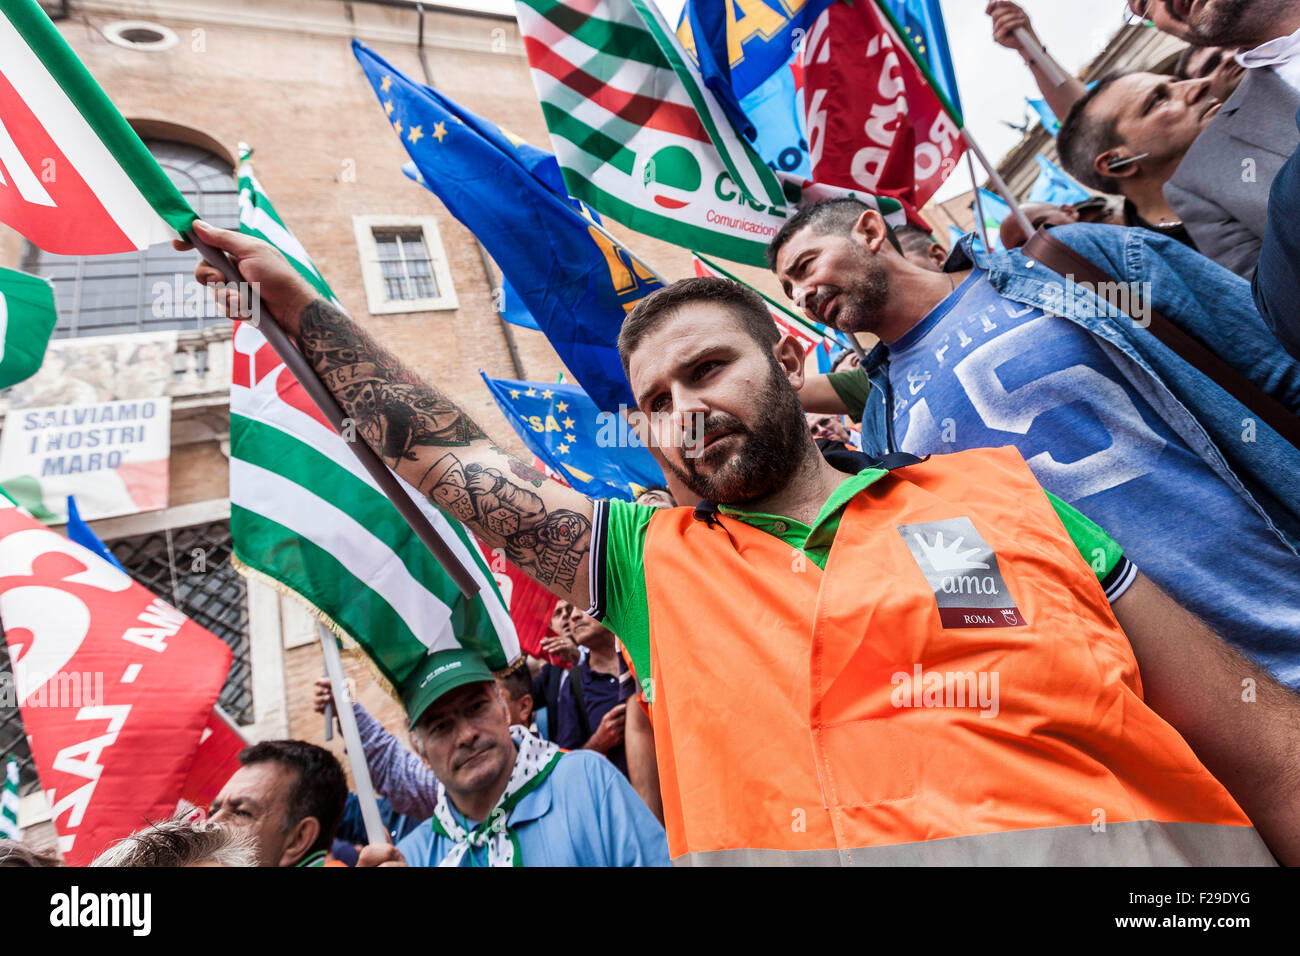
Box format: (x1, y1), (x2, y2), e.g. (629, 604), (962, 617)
(185, 227), (479, 599)
(317, 622), (389, 847)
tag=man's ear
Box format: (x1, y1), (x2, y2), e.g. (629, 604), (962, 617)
(1096, 150), (1139, 182)
(518, 693), (535, 727)
(278, 816), (321, 867)
(773, 333), (807, 391)
(851, 208), (889, 254)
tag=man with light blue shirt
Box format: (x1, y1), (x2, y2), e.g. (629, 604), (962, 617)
(356, 648), (668, 867)
(777, 199), (1300, 687)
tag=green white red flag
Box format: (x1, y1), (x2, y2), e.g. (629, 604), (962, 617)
(515, 0), (907, 266)
(229, 149), (521, 687)
(0, 0), (194, 254)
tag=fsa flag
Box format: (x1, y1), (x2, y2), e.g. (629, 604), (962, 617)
(0, 0), (194, 253)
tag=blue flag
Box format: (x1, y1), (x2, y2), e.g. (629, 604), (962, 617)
(680, 0), (835, 134)
(1027, 153), (1091, 206)
(355, 40), (658, 412)
(481, 374), (665, 501)
(1028, 97), (1060, 134)
(65, 495), (127, 572)
(399, 161), (543, 332)
(881, 0), (963, 117)
(977, 188), (1011, 244)
(741, 58), (811, 179)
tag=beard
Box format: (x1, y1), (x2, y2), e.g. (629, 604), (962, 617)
(663, 359), (812, 505)
(1181, 0), (1285, 46)
(809, 250), (891, 336)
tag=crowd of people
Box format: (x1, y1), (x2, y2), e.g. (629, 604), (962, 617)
(10, 0), (1300, 868)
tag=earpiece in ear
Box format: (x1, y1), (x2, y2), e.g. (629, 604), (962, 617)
(1106, 152), (1152, 171)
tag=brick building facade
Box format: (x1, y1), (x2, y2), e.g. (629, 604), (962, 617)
(1, 0), (778, 849)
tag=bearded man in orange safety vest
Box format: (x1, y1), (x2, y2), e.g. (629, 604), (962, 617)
(183, 220), (1299, 866)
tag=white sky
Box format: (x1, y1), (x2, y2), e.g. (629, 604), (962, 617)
(453, 0), (1128, 199)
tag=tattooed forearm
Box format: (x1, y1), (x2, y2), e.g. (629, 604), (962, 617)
(294, 297), (592, 595)
(424, 452), (590, 590)
(298, 298), (486, 464)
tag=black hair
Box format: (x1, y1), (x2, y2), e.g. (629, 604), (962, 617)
(1056, 73), (1126, 194)
(765, 197), (904, 271)
(238, 739), (346, 861)
(618, 276), (778, 378)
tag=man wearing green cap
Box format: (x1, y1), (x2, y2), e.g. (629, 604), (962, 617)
(359, 648), (668, 867)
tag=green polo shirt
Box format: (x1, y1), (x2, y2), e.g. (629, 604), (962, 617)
(826, 368), (871, 423)
(590, 468), (1135, 701)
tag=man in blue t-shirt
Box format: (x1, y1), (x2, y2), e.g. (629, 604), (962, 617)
(774, 198), (1300, 687)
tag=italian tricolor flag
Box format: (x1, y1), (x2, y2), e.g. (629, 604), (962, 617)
(0, 0), (195, 254)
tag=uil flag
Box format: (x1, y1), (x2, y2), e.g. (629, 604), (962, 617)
(804, 0), (966, 212)
(0, 0), (194, 254)
(0, 498), (231, 864)
(0, 266), (57, 390)
(481, 375), (665, 501)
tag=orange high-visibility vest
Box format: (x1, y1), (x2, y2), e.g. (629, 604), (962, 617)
(642, 447), (1274, 866)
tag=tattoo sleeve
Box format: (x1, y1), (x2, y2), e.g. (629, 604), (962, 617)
(296, 299), (591, 593)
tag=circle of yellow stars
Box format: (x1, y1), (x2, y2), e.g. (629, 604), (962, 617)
(507, 388), (577, 454)
(379, 73), (451, 148)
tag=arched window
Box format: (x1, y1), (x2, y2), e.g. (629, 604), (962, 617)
(22, 139), (238, 338)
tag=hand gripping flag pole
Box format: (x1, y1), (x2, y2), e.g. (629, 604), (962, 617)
(185, 227), (480, 599)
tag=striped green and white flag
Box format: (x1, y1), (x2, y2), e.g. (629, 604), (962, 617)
(1, 756), (19, 840)
(515, 0), (904, 266)
(0, 0), (195, 254)
(229, 148), (520, 689)
(0, 267), (57, 390)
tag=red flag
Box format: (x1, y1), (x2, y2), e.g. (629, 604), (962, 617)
(179, 707), (248, 811)
(803, 0), (965, 211)
(0, 504), (231, 864)
(476, 537), (560, 665)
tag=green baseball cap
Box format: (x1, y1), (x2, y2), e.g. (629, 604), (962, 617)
(400, 648), (495, 729)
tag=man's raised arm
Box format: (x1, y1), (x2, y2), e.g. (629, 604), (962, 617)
(182, 220), (596, 609)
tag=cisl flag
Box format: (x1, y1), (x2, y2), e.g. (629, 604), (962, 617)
(0, 500), (231, 864)
(0, 0), (195, 253)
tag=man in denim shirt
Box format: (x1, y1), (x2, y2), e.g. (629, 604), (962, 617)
(778, 199), (1300, 687)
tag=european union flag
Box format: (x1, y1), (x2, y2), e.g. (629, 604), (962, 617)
(481, 374), (665, 501)
(881, 0), (964, 117)
(1027, 154), (1091, 207)
(355, 40), (658, 413)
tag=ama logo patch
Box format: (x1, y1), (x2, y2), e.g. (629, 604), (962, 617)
(643, 145), (701, 210)
(896, 516), (1027, 629)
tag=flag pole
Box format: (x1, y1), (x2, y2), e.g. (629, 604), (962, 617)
(968, 153), (993, 250)
(317, 622), (389, 847)
(1013, 28), (1070, 89)
(961, 129), (1033, 237)
(185, 228), (480, 598)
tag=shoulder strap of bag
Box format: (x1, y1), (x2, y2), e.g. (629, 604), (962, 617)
(1022, 228), (1300, 450)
